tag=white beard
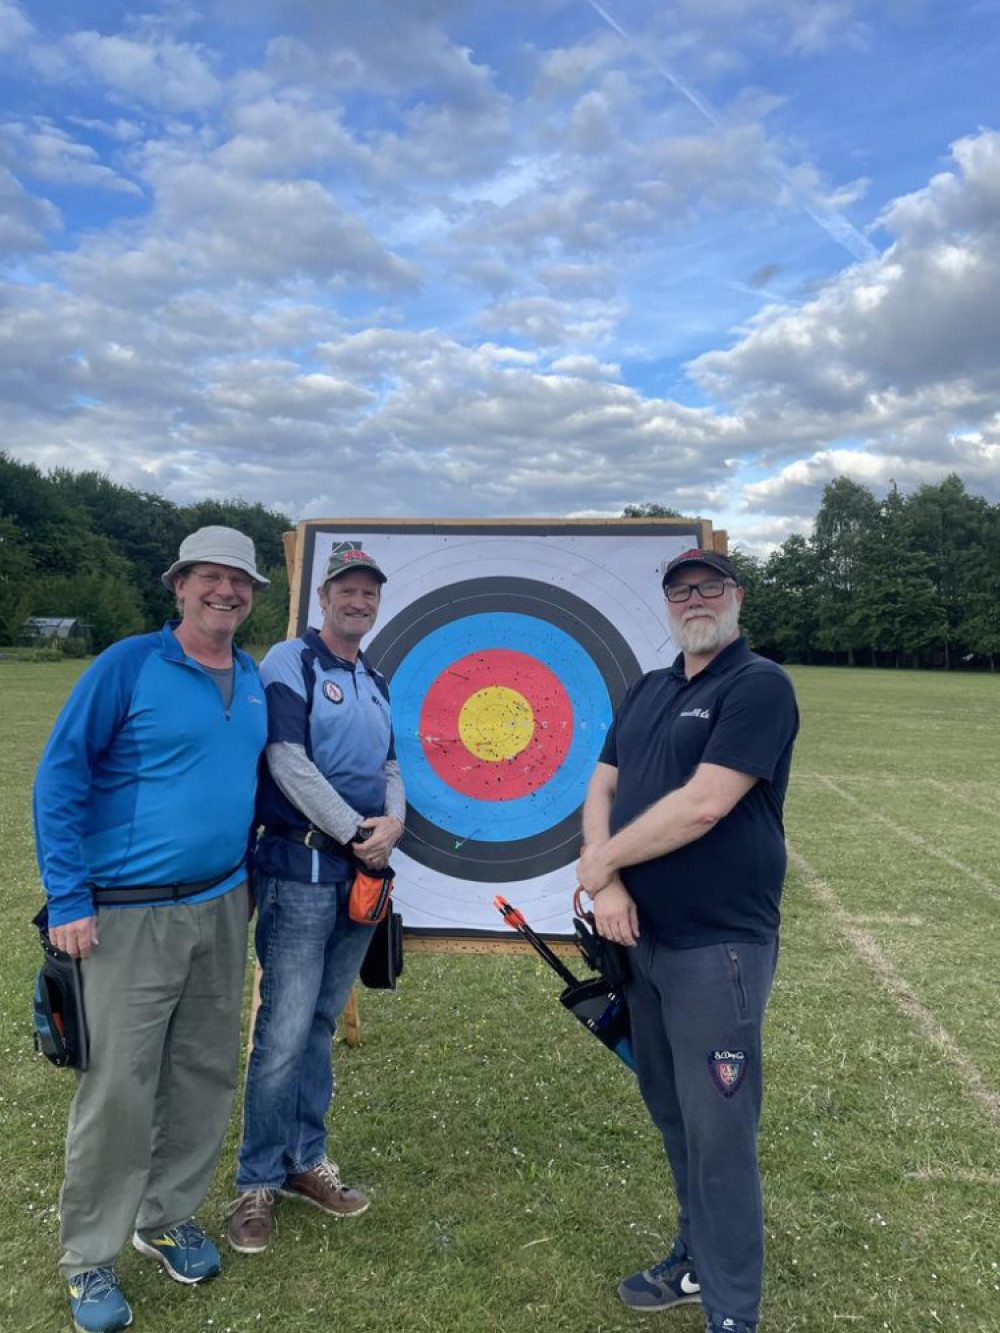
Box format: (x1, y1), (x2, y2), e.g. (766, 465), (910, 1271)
(673, 597), (741, 655)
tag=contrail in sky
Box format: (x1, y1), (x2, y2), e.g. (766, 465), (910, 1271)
(585, 0), (879, 264)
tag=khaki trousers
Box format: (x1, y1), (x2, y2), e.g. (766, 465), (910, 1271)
(59, 886), (248, 1278)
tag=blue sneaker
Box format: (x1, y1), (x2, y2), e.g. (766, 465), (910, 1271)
(132, 1220), (221, 1284)
(617, 1238), (701, 1310)
(706, 1317), (756, 1333)
(67, 1267), (132, 1333)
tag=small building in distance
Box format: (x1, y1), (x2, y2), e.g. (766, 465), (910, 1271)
(17, 617), (93, 653)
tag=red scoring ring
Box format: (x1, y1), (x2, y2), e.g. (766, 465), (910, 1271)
(419, 648), (573, 800)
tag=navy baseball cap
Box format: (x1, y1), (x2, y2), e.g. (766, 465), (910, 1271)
(661, 547), (739, 588)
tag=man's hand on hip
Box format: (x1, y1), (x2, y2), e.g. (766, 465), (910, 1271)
(50, 914), (99, 958)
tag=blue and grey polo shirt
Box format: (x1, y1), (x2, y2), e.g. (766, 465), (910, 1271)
(254, 628), (395, 883)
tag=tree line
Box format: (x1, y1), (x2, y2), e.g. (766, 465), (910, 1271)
(632, 476), (999, 670)
(0, 453), (293, 652)
(2, 454), (997, 667)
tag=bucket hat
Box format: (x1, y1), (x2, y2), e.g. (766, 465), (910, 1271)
(161, 526), (270, 590)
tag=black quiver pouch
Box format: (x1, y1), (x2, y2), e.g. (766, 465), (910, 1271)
(572, 888), (630, 990)
(31, 907), (90, 1070)
(359, 909), (404, 990)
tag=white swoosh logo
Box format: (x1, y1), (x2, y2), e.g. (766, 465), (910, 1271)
(680, 1273), (701, 1295)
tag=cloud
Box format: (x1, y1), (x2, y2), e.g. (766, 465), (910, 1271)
(2, 118), (142, 193)
(0, 1), (32, 52)
(1, 2), (997, 555)
(56, 30), (222, 113)
(203, 359), (374, 420)
(478, 295), (623, 346)
(51, 151), (421, 305)
(740, 424), (1000, 520)
(217, 96), (370, 177)
(0, 166), (60, 257)
(693, 130), (1000, 443)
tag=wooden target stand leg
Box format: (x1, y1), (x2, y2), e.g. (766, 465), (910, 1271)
(248, 939), (576, 1066)
(248, 970), (362, 1047)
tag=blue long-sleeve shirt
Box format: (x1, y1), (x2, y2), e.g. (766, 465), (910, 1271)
(34, 622), (267, 926)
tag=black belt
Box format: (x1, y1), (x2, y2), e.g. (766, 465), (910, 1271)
(260, 824), (349, 855)
(90, 861), (245, 906)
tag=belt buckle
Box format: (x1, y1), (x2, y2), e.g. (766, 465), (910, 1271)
(303, 829), (318, 850)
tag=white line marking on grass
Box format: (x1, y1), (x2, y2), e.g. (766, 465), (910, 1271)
(816, 776), (1000, 900)
(905, 1167), (1000, 1186)
(850, 914), (924, 927)
(922, 776), (996, 819)
(797, 774), (996, 813)
(788, 846), (1000, 1126)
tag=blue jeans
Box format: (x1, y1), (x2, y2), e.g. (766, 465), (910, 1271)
(236, 875), (374, 1190)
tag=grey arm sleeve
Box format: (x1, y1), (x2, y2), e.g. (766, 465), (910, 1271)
(266, 742), (361, 845)
(384, 759), (406, 824)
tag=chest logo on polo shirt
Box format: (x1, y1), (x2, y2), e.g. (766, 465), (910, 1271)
(679, 707), (711, 719)
(323, 681), (344, 704)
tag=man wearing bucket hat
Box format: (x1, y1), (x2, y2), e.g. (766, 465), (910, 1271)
(226, 540), (405, 1254)
(576, 547), (799, 1333)
(33, 526), (269, 1332)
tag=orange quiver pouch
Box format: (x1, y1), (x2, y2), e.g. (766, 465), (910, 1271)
(348, 864), (395, 924)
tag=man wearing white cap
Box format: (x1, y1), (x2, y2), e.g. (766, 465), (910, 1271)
(34, 526), (269, 1333)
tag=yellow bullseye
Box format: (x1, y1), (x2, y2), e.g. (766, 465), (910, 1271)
(458, 686), (535, 761)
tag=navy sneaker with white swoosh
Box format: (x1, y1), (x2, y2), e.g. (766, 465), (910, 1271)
(617, 1238), (701, 1310)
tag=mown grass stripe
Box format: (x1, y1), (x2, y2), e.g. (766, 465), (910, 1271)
(814, 775), (1000, 899)
(921, 775), (997, 818)
(789, 844), (1000, 1125)
(905, 1168), (1000, 1185)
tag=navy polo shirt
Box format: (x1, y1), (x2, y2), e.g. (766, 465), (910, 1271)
(601, 636), (798, 946)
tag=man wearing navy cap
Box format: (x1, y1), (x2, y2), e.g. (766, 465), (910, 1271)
(227, 542), (405, 1253)
(576, 548), (799, 1333)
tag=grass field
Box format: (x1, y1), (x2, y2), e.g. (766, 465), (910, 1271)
(1, 662), (998, 1333)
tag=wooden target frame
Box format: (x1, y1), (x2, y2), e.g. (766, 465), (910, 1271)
(282, 515), (724, 944)
(251, 517), (726, 1044)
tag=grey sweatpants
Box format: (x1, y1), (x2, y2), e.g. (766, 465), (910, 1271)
(59, 886), (248, 1278)
(626, 934), (779, 1326)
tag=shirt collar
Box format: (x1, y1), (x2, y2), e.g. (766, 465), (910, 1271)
(669, 634), (750, 681)
(304, 625), (368, 673)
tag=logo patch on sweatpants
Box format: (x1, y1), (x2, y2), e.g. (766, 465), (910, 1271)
(708, 1048), (748, 1097)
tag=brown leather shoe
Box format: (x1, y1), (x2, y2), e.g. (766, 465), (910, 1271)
(279, 1159), (369, 1218)
(225, 1188), (275, 1253)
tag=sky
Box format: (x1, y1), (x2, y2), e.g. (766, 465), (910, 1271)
(1, 0), (998, 554)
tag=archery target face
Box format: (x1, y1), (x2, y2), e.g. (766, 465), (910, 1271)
(367, 577), (640, 884)
(298, 524), (706, 934)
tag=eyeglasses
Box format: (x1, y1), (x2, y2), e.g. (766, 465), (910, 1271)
(664, 578), (735, 603)
(192, 570), (254, 592)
